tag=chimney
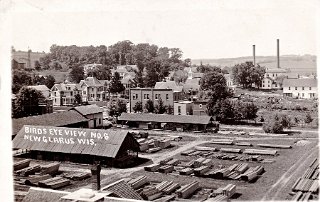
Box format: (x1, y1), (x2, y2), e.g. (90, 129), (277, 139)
(253, 45), (256, 67)
(27, 48), (31, 69)
(277, 39), (280, 68)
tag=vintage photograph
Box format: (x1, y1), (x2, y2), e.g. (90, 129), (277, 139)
(1, 0), (319, 201)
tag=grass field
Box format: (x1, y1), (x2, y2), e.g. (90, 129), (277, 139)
(36, 69), (70, 83)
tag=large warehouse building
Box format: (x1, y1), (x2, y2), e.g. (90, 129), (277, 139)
(13, 125), (140, 167)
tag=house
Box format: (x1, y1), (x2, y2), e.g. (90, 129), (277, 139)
(113, 65), (138, 79)
(50, 83), (81, 106)
(11, 50), (45, 70)
(79, 77), (110, 102)
(174, 101), (193, 115)
(71, 104), (104, 128)
(83, 63), (102, 76)
(129, 88), (174, 112)
(118, 113), (215, 132)
(183, 78), (201, 99)
(121, 73), (135, 96)
(27, 85), (50, 98)
(224, 74), (236, 92)
(193, 100), (208, 116)
(260, 68), (288, 89)
(13, 126), (140, 166)
(11, 110), (89, 138)
(283, 78), (317, 99)
(11, 58), (26, 70)
(154, 81), (184, 101)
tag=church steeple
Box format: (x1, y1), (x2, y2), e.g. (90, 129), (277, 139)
(187, 67), (193, 79)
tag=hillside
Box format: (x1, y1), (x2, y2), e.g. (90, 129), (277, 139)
(192, 55), (317, 74)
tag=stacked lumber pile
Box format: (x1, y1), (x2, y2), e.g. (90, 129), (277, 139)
(207, 194), (228, 201)
(194, 157), (207, 167)
(38, 176), (70, 189)
(181, 150), (195, 156)
(158, 165), (174, 173)
(194, 146), (216, 151)
(128, 176), (148, 189)
(257, 143), (292, 149)
(211, 139), (234, 145)
(23, 174), (51, 185)
(176, 181), (199, 199)
(220, 148), (241, 153)
(179, 167), (194, 175)
(194, 166), (210, 176)
(239, 165), (264, 182)
(160, 158), (173, 165)
(235, 142), (252, 147)
(63, 172), (91, 180)
(166, 159), (180, 166)
(15, 165), (41, 177)
(40, 162), (60, 175)
(291, 191), (313, 201)
(243, 149), (278, 156)
(144, 164), (160, 172)
(153, 195), (175, 202)
(159, 139), (171, 149)
(13, 159), (31, 171)
(148, 147), (162, 153)
(222, 184), (236, 197)
(140, 187), (162, 200)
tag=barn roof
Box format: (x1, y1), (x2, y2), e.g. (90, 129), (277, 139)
(102, 179), (143, 200)
(72, 104), (103, 116)
(118, 113), (212, 125)
(12, 111), (88, 136)
(154, 81), (183, 92)
(283, 78), (317, 87)
(13, 126), (139, 158)
(22, 187), (69, 202)
(27, 85), (50, 92)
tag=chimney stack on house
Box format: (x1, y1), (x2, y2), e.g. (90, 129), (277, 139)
(277, 39), (280, 68)
(253, 45), (256, 67)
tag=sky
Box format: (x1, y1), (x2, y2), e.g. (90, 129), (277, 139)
(5, 0), (320, 59)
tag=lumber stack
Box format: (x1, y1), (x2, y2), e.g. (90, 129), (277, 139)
(181, 150), (195, 156)
(38, 176), (70, 189)
(243, 149), (278, 156)
(194, 166), (210, 176)
(153, 195), (175, 202)
(128, 176), (148, 190)
(180, 168), (194, 175)
(207, 194), (228, 201)
(23, 174), (51, 185)
(144, 164), (161, 172)
(292, 178), (319, 193)
(155, 181), (173, 192)
(220, 148), (242, 153)
(222, 184), (236, 197)
(63, 172), (91, 180)
(166, 159), (180, 166)
(194, 157), (206, 167)
(139, 142), (149, 152)
(13, 159), (31, 171)
(148, 147), (162, 153)
(176, 181), (199, 199)
(235, 142), (252, 147)
(160, 158), (173, 165)
(158, 165), (174, 173)
(159, 139), (171, 149)
(40, 162), (60, 175)
(211, 139), (234, 145)
(240, 166), (264, 182)
(141, 187), (162, 200)
(194, 146), (216, 151)
(15, 165), (41, 177)
(257, 143), (292, 149)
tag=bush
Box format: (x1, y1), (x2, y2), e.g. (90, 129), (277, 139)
(263, 119), (284, 133)
(305, 113), (313, 124)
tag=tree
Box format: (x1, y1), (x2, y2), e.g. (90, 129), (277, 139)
(154, 98), (167, 114)
(305, 113), (313, 124)
(244, 102), (259, 121)
(52, 61), (62, 70)
(87, 65), (112, 80)
(34, 60), (41, 71)
(207, 99), (233, 122)
(12, 70), (33, 93)
(108, 99), (127, 117)
(109, 72), (125, 94)
(74, 93), (82, 105)
(166, 105), (174, 115)
(69, 65), (84, 83)
(44, 75), (55, 89)
(262, 113), (291, 133)
(144, 99), (154, 113)
(133, 101), (143, 113)
(232, 61), (265, 88)
(13, 87), (45, 118)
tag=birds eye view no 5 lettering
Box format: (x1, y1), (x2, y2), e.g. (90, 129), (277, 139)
(3, 0), (319, 201)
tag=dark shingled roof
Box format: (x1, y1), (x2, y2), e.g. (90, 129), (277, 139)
(283, 78), (317, 87)
(118, 113), (212, 125)
(13, 126), (139, 158)
(72, 104), (103, 116)
(22, 187), (69, 202)
(101, 179), (143, 200)
(12, 111), (88, 136)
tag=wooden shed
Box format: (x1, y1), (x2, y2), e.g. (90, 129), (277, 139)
(13, 125), (140, 167)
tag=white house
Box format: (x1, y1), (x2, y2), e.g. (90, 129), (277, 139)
(174, 101), (193, 115)
(79, 77), (110, 102)
(50, 83), (81, 106)
(260, 68), (288, 90)
(83, 63), (102, 76)
(283, 78), (317, 99)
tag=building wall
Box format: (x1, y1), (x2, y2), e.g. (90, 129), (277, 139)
(283, 86), (318, 99)
(260, 71), (286, 89)
(85, 113), (103, 128)
(130, 88), (174, 112)
(174, 102), (193, 115)
(193, 102), (207, 116)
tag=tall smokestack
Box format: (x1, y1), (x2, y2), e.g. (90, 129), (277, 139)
(277, 39), (280, 68)
(253, 45), (256, 67)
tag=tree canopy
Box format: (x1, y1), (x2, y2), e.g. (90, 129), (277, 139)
(232, 61), (265, 88)
(109, 72), (125, 94)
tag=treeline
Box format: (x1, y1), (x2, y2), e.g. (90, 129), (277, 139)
(39, 41), (191, 87)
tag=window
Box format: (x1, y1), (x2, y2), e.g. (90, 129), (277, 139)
(302, 93), (304, 97)
(144, 94), (149, 99)
(295, 87), (297, 90)
(136, 94), (138, 99)
(268, 85), (270, 87)
(178, 106), (181, 115)
(310, 87), (312, 90)
(302, 87), (304, 90)
(263, 85), (265, 87)
(166, 94), (169, 100)
(273, 74), (275, 77)
(54, 92), (57, 96)
(275, 84), (277, 87)
(266, 74), (269, 77)
(70, 91), (73, 96)
(83, 91), (86, 95)
(199, 104), (202, 108)
(263, 80), (264, 83)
